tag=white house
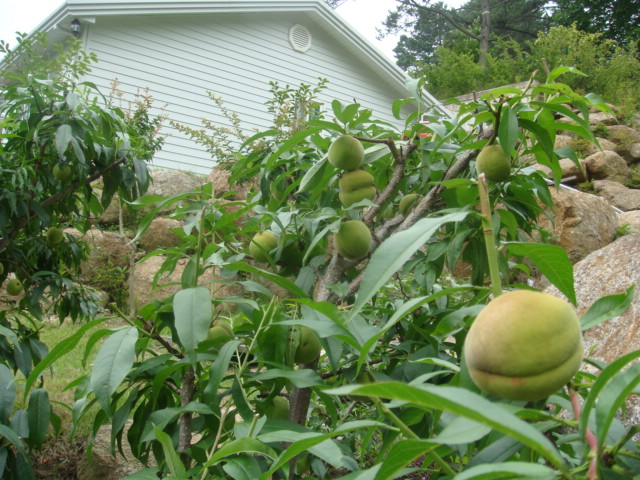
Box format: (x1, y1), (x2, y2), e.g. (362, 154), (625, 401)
(29, 0), (446, 174)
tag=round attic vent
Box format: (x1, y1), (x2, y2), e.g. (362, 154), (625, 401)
(289, 24), (312, 53)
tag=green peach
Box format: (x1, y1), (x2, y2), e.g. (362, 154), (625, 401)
(333, 220), (371, 260)
(464, 290), (583, 401)
(328, 135), (364, 171)
(476, 144), (511, 182)
(338, 169), (376, 207)
(294, 326), (322, 364)
(249, 231), (278, 263)
(398, 193), (419, 216)
(5, 279), (23, 296)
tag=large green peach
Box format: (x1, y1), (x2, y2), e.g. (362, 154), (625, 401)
(339, 169), (376, 207)
(464, 290), (583, 401)
(398, 193), (420, 216)
(334, 220), (371, 260)
(476, 144), (511, 182)
(249, 231), (278, 263)
(294, 326), (322, 364)
(328, 135), (364, 171)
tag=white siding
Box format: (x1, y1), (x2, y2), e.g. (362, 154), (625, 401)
(83, 12), (409, 174)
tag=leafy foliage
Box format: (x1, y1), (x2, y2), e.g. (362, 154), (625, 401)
(0, 33), (162, 478)
(382, 0), (554, 70)
(63, 70), (640, 480)
(552, 0), (640, 45)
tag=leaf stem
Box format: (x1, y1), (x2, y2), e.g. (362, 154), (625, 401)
(477, 173), (502, 297)
(569, 386), (599, 480)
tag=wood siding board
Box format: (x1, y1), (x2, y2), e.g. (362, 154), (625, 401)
(78, 10), (408, 173)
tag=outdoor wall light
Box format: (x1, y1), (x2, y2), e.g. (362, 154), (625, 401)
(70, 19), (81, 37)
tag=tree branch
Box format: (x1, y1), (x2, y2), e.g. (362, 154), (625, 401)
(0, 155), (129, 254)
(400, 0), (482, 41)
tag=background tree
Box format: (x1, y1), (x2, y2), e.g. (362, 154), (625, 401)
(323, 0), (350, 9)
(383, 0), (554, 70)
(552, 0), (640, 45)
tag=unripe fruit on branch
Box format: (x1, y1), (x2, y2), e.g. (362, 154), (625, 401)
(294, 326), (322, 364)
(328, 135), (364, 171)
(476, 144), (511, 182)
(53, 163), (72, 182)
(334, 220), (371, 260)
(207, 320), (233, 344)
(249, 231), (278, 263)
(5, 279), (23, 296)
(268, 396), (290, 420)
(46, 227), (64, 245)
(398, 193), (419, 216)
(464, 290), (583, 401)
(339, 170), (376, 207)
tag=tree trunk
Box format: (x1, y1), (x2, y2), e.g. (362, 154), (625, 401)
(479, 0), (491, 68)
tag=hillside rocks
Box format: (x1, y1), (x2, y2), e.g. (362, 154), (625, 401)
(583, 150), (630, 183)
(606, 125), (640, 162)
(617, 210), (640, 233)
(65, 227), (131, 283)
(546, 234), (640, 363)
(545, 235), (640, 431)
(139, 218), (182, 251)
(594, 180), (640, 211)
(537, 186), (618, 263)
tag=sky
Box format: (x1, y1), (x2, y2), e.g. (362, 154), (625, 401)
(0, 0), (465, 61)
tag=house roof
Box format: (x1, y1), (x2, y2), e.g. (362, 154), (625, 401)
(30, 0), (447, 115)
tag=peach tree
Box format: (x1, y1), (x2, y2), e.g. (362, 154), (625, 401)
(0, 33), (161, 478)
(75, 73), (639, 479)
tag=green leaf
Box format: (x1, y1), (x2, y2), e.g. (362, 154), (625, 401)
(27, 389), (50, 449)
(436, 416), (491, 444)
(298, 156), (328, 194)
(173, 287), (211, 356)
(375, 440), (438, 480)
(505, 243), (575, 305)
(141, 402), (215, 442)
(25, 317), (103, 400)
(205, 437), (278, 468)
(546, 66), (586, 83)
(358, 288), (470, 371)
(204, 340), (242, 407)
(579, 361), (632, 473)
(0, 365), (16, 424)
(392, 98), (415, 120)
(54, 124), (73, 157)
(454, 461), (560, 480)
(258, 420), (387, 479)
(121, 469), (162, 480)
(518, 118), (555, 165)
(153, 425), (187, 477)
(225, 262), (308, 298)
(350, 212), (469, 320)
(498, 106), (519, 155)
(222, 457), (263, 480)
(0, 424), (26, 454)
(252, 368), (323, 388)
(10, 410), (28, 438)
(327, 382), (567, 472)
(594, 361), (640, 448)
(90, 327), (138, 413)
(580, 285), (635, 330)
